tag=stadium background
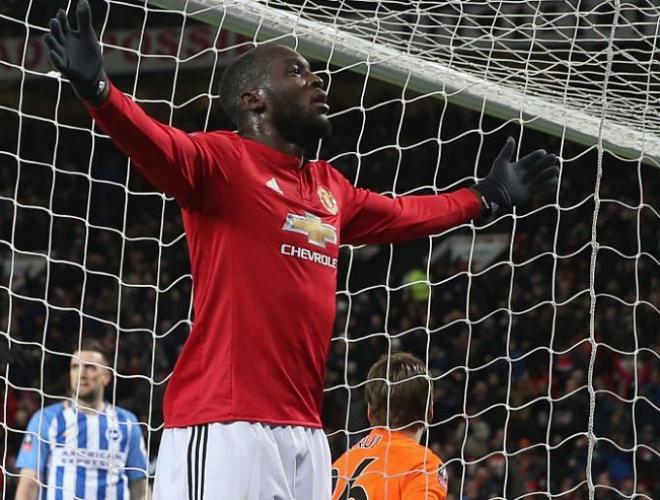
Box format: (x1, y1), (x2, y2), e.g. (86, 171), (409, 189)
(1, 1), (658, 498)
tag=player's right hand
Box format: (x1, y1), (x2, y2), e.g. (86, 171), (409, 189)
(42, 0), (108, 103)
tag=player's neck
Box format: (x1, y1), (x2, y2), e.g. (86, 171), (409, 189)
(75, 398), (106, 415)
(399, 426), (424, 444)
(239, 123), (306, 159)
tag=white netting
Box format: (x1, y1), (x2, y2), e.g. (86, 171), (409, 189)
(265, 0), (660, 136)
(1, 0), (659, 499)
(149, 0), (660, 163)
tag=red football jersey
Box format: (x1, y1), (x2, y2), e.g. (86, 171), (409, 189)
(89, 82), (482, 428)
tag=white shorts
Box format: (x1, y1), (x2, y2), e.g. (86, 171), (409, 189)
(153, 421), (332, 500)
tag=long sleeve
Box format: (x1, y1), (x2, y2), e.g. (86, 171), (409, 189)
(339, 177), (483, 246)
(87, 81), (232, 209)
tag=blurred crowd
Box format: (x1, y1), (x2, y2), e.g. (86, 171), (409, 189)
(1, 2), (659, 499)
(2, 88), (658, 498)
(320, 103), (660, 498)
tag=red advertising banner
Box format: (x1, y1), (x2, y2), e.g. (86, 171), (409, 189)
(0, 24), (250, 79)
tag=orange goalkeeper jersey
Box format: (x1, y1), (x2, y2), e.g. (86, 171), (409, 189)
(332, 428), (448, 500)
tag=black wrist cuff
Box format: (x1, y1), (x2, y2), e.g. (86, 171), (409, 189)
(74, 79), (104, 101)
(471, 181), (501, 217)
(72, 71), (108, 102)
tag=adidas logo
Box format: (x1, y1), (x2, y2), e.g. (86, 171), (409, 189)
(266, 177), (284, 195)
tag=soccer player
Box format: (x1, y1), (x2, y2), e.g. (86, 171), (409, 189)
(43, 2), (558, 498)
(14, 339), (149, 500)
(332, 352), (447, 500)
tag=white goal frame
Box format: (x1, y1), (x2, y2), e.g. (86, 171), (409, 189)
(147, 0), (660, 166)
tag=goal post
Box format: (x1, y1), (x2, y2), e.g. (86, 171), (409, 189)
(147, 0), (660, 166)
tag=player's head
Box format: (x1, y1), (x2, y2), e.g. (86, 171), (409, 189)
(365, 352), (433, 431)
(219, 44), (331, 144)
(70, 338), (112, 405)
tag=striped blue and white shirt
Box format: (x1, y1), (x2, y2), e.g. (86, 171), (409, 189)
(16, 402), (148, 500)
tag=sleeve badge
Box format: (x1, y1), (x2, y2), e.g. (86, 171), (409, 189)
(21, 434), (34, 452)
(438, 465), (448, 489)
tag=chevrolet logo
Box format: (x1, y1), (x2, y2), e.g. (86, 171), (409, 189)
(283, 212), (337, 248)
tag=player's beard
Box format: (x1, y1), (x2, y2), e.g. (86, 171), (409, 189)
(74, 387), (100, 406)
(270, 94), (332, 147)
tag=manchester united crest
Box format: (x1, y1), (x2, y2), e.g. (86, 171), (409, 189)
(317, 186), (338, 215)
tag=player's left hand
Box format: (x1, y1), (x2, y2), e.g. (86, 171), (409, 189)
(473, 136), (559, 217)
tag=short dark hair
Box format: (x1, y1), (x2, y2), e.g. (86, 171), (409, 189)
(73, 338), (112, 366)
(218, 46), (272, 126)
(365, 352), (433, 429)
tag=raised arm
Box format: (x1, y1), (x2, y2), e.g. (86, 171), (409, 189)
(42, 0), (225, 208)
(340, 185), (483, 246)
(340, 137), (558, 246)
(84, 82), (219, 209)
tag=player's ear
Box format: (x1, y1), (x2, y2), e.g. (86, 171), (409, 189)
(427, 404), (434, 424)
(101, 367), (112, 387)
(367, 404), (374, 425)
(240, 88), (266, 114)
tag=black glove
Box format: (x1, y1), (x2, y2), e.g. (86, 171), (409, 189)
(42, 0), (107, 102)
(473, 137), (559, 217)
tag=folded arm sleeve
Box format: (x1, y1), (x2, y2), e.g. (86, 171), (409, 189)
(88, 81), (231, 209)
(338, 173), (483, 246)
(15, 411), (51, 473)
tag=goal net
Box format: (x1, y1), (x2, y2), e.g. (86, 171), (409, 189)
(1, 0), (659, 498)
